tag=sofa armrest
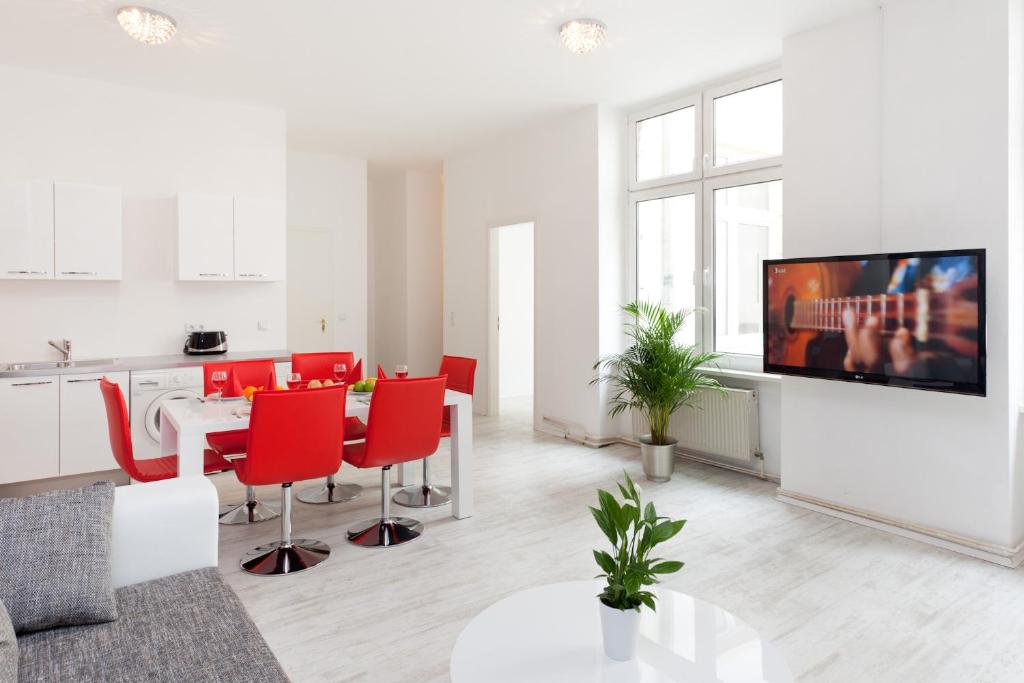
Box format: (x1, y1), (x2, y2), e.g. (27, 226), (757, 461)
(110, 477), (219, 588)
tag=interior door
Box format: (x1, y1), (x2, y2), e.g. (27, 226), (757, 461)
(287, 227), (333, 352)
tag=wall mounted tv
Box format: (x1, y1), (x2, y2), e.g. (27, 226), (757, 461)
(763, 248), (985, 396)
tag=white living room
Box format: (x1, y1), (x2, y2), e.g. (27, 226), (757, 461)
(1, 1), (1022, 682)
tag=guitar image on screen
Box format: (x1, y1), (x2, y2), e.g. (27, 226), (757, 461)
(766, 260), (980, 369)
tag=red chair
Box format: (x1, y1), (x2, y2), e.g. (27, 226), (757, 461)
(203, 359), (281, 525)
(343, 376), (447, 548)
(291, 352), (366, 505)
(392, 356), (476, 509)
(99, 378), (232, 481)
(237, 385), (347, 576)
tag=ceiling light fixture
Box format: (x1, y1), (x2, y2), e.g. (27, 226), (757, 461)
(559, 18), (607, 54)
(116, 6), (177, 45)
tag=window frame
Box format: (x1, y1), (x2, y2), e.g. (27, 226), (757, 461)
(702, 70), (783, 178)
(627, 181), (705, 346)
(701, 168), (784, 370)
(627, 68), (783, 366)
(628, 92), (703, 192)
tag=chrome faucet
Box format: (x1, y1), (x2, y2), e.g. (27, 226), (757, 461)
(48, 338), (72, 364)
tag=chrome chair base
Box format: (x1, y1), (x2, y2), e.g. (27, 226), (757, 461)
(392, 484), (451, 508)
(218, 500), (281, 525)
(347, 517), (423, 548)
(296, 481), (362, 504)
(240, 539), (330, 576)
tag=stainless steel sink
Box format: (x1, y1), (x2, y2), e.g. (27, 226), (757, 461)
(3, 358), (118, 372)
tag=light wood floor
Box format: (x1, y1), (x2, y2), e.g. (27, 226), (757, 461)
(209, 400), (1024, 683)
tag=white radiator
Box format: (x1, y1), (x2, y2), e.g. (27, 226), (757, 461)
(632, 387), (760, 464)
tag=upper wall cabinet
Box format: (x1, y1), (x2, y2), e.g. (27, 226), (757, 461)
(0, 180), (54, 279)
(177, 193), (235, 281)
(54, 182), (123, 280)
(234, 196), (286, 282)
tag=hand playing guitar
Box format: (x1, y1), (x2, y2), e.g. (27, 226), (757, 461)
(842, 309), (918, 375)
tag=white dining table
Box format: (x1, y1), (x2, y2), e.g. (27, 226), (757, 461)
(159, 389), (474, 519)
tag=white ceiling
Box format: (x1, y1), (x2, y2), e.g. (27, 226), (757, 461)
(0, 0), (874, 163)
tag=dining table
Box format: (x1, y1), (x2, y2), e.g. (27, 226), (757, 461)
(159, 388), (474, 519)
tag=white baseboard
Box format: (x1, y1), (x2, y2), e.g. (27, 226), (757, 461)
(777, 488), (1024, 568)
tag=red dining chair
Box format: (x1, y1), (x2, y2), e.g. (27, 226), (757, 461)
(236, 385), (347, 576)
(291, 352), (366, 505)
(343, 376), (447, 548)
(100, 378), (233, 482)
(392, 355), (476, 508)
(203, 359), (281, 525)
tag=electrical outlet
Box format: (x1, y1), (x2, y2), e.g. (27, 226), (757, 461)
(184, 323), (197, 333)
(257, 320), (270, 331)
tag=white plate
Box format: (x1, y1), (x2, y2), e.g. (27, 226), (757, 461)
(207, 394), (248, 402)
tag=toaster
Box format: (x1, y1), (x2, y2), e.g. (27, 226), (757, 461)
(184, 330), (228, 355)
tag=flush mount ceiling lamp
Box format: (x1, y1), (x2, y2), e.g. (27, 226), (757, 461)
(559, 18), (607, 54)
(116, 6), (177, 45)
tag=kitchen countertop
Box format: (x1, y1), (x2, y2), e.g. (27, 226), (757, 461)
(0, 349), (292, 379)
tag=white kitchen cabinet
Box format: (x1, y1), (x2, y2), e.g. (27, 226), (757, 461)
(234, 196), (286, 282)
(59, 371), (129, 476)
(0, 376), (60, 484)
(0, 180), (54, 279)
(54, 182), (122, 280)
(177, 193), (235, 281)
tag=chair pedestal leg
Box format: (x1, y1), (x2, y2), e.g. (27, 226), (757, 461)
(348, 466), (422, 548)
(219, 485), (281, 525)
(392, 457), (451, 508)
(241, 483), (331, 576)
(296, 473), (362, 504)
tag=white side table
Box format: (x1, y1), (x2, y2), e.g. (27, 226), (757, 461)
(450, 581), (793, 683)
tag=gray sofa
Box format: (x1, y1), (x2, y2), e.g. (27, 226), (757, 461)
(5, 478), (289, 682)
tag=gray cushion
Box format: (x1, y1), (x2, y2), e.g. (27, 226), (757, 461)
(0, 481), (117, 634)
(18, 567), (289, 682)
(0, 600), (16, 682)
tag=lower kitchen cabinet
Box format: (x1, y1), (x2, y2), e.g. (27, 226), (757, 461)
(59, 371), (129, 476)
(0, 376), (59, 484)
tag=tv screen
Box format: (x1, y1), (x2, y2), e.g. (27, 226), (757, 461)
(763, 248), (985, 395)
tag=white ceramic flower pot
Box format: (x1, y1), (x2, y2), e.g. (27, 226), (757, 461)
(599, 601), (641, 661)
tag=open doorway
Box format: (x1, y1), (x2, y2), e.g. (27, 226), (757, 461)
(488, 222), (534, 418)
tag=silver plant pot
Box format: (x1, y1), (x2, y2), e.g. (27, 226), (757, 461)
(639, 436), (677, 482)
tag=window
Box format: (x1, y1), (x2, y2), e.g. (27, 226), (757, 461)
(629, 70), (782, 366)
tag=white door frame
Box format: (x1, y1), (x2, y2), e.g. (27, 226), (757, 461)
(487, 221), (536, 416)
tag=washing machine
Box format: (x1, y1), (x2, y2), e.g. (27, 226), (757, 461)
(130, 367), (204, 459)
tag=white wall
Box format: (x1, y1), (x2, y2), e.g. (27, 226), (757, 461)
(497, 223), (534, 399)
(0, 66), (287, 362)
(367, 165), (443, 377)
(405, 169), (444, 376)
(445, 106), (612, 430)
(286, 150), (368, 361)
(781, 0), (1020, 550)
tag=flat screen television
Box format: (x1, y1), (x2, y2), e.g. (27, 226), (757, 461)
(763, 248), (985, 396)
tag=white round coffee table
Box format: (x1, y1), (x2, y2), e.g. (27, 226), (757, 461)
(450, 581), (793, 683)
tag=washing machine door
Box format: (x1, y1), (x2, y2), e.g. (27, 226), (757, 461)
(143, 389), (202, 445)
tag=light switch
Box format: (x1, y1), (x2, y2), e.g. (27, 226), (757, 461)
(257, 320), (270, 331)
(337, 312), (348, 322)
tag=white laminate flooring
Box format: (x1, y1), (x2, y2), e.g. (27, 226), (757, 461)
(210, 400), (1024, 682)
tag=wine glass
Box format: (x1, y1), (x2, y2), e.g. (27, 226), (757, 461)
(333, 363), (348, 383)
(395, 364), (409, 379)
(210, 370), (228, 401)
(287, 372), (302, 390)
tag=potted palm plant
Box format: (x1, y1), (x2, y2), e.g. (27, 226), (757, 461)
(590, 471), (686, 661)
(593, 301), (722, 482)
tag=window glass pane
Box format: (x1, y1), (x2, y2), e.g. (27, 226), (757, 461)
(636, 193), (696, 346)
(714, 180), (783, 355)
(636, 107), (695, 182)
(713, 80), (782, 167)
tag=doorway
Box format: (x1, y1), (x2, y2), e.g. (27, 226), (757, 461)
(287, 227), (334, 352)
(488, 222), (534, 417)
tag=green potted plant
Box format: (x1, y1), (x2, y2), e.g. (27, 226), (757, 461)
(593, 301), (722, 482)
(590, 471), (686, 661)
